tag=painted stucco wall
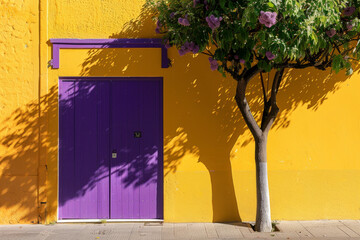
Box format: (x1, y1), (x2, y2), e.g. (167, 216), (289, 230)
(1, 0), (360, 224)
(0, 0), (42, 223)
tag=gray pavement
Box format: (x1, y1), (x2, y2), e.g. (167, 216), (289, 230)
(0, 220), (360, 240)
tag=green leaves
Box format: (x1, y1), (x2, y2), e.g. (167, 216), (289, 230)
(219, 0), (226, 10)
(332, 54), (353, 74)
(332, 55), (344, 73)
(148, 0), (359, 75)
(258, 60), (272, 72)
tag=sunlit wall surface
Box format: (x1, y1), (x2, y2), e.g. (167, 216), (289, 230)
(0, 0), (359, 224)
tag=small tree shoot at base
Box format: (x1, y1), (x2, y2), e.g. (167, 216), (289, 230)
(147, 0), (360, 232)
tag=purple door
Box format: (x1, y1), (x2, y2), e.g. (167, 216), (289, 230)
(59, 77), (163, 219)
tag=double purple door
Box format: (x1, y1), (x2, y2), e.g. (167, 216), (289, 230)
(59, 77), (163, 219)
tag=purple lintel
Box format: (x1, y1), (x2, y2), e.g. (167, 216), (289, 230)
(49, 38), (169, 69)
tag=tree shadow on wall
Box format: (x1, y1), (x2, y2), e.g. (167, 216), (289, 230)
(77, 6), (358, 222)
(0, 87), (58, 223)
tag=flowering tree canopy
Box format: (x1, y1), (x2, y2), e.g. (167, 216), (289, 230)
(149, 0), (360, 76)
(148, 0), (360, 232)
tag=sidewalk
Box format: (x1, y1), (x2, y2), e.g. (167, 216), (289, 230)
(0, 220), (360, 240)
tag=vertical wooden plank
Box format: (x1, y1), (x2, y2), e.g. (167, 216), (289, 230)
(74, 81), (99, 218)
(158, 79), (164, 219)
(139, 79), (160, 219)
(111, 80), (141, 219)
(58, 81), (75, 219)
(97, 81), (110, 219)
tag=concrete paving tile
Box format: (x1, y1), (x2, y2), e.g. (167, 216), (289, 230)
(277, 221), (306, 231)
(204, 223), (219, 238)
(128, 224), (162, 240)
(45, 232), (93, 240)
(241, 232), (278, 239)
(161, 223), (175, 239)
(142, 226), (162, 233)
(238, 228), (254, 237)
(173, 223), (189, 239)
(1, 233), (43, 240)
(274, 232), (302, 238)
(232, 222), (254, 234)
(214, 223), (243, 239)
(300, 220), (343, 227)
(238, 227), (253, 235)
(277, 221), (313, 237)
(129, 232), (161, 240)
(345, 224), (360, 236)
(338, 225), (360, 237)
(340, 220), (360, 226)
(305, 226), (350, 238)
(188, 223), (208, 239)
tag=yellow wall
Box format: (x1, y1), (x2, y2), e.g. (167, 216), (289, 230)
(1, 0), (360, 224)
(0, 0), (43, 224)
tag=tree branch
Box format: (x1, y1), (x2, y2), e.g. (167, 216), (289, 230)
(242, 65), (261, 83)
(235, 71), (262, 139)
(200, 52), (213, 57)
(261, 68), (285, 133)
(223, 64), (240, 81)
(260, 72), (268, 103)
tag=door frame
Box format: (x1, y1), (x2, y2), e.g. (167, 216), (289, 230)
(57, 76), (164, 222)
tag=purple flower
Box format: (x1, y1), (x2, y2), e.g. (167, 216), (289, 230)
(347, 22), (353, 31)
(204, 0), (209, 10)
(157, 20), (161, 27)
(155, 20), (162, 34)
(266, 51), (275, 61)
(178, 42), (200, 56)
(206, 15), (223, 30)
(186, 42), (200, 54)
(234, 55), (239, 60)
(165, 40), (171, 49)
(239, 59), (246, 64)
(178, 16), (190, 26)
(178, 46), (190, 56)
(343, 7), (356, 16)
(259, 11), (277, 28)
(192, 45), (200, 54)
(170, 12), (176, 18)
(208, 57), (219, 71)
(326, 28), (336, 38)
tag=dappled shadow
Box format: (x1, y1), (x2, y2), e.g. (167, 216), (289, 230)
(0, 86), (58, 223)
(235, 67), (358, 147)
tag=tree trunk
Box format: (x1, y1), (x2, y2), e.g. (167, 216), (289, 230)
(234, 67), (282, 232)
(254, 136), (272, 232)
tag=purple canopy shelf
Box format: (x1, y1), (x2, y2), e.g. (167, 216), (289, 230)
(49, 38), (170, 69)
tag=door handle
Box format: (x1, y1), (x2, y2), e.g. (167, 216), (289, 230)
(112, 150), (117, 159)
(134, 131), (142, 138)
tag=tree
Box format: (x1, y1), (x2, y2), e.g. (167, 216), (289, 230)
(147, 0), (360, 232)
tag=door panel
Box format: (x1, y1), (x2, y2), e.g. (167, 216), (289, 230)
(59, 81), (110, 219)
(110, 80), (163, 219)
